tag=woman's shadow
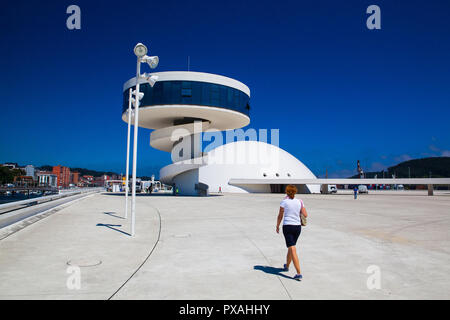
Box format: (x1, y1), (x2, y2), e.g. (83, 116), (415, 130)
(253, 265), (294, 280)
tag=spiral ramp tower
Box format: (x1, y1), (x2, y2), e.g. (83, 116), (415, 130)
(122, 71), (251, 195)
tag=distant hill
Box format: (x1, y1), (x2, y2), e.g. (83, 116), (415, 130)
(350, 157), (450, 178)
(37, 165), (119, 177)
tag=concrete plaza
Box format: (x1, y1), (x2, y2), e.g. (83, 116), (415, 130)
(0, 190), (449, 299)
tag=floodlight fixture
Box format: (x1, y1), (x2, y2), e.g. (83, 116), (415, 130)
(141, 73), (159, 87)
(132, 90), (144, 100)
(134, 43), (148, 57)
(142, 55), (159, 69)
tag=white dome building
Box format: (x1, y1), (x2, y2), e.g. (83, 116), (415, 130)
(122, 71), (319, 196)
(160, 140), (320, 195)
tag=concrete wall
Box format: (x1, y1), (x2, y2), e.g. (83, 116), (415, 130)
(172, 169), (199, 196)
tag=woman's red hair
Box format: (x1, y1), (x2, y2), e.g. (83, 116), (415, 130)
(285, 185), (297, 199)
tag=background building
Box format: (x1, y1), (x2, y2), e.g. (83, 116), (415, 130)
(25, 165), (35, 179)
(37, 172), (58, 188)
(1, 163), (18, 169)
(71, 172), (79, 185)
(52, 165), (71, 188)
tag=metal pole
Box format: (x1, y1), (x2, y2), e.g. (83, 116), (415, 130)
(131, 57), (141, 236)
(125, 88), (132, 219)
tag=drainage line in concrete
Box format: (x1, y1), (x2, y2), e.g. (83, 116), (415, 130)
(226, 219), (293, 300)
(107, 206), (162, 300)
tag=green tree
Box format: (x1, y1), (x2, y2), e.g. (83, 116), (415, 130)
(0, 167), (24, 184)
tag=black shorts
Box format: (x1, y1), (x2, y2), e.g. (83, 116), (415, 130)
(283, 225), (301, 248)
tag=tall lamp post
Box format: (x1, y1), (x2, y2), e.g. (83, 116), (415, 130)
(129, 43), (159, 236)
(124, 88), (134, 219)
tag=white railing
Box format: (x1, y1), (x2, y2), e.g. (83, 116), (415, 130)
(0, 187), (104, 212)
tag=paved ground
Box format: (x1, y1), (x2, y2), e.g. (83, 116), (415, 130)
(0, 190), (449, 299)
(0, 192), (159, 299)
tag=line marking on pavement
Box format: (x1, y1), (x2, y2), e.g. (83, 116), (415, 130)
(108, 205), (162, 300)
(226, 219), (293, 300)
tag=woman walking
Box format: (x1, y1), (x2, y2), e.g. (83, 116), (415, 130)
(276, 185), (308, 281)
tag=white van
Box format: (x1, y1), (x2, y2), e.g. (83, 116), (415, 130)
(329, 185), (337, 193)
(321, 184), (337, 194)
(358, 185), (368, 194)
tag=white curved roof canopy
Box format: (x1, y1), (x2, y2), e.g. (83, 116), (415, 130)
(122, 105), (250, 131)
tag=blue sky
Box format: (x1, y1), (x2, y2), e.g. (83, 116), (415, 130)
(0, 0), (449, 178)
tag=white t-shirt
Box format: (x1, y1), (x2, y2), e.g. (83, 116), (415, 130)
(280, 198), (303, 225)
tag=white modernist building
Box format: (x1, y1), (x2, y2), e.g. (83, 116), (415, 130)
(122, 71), (319, 195)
